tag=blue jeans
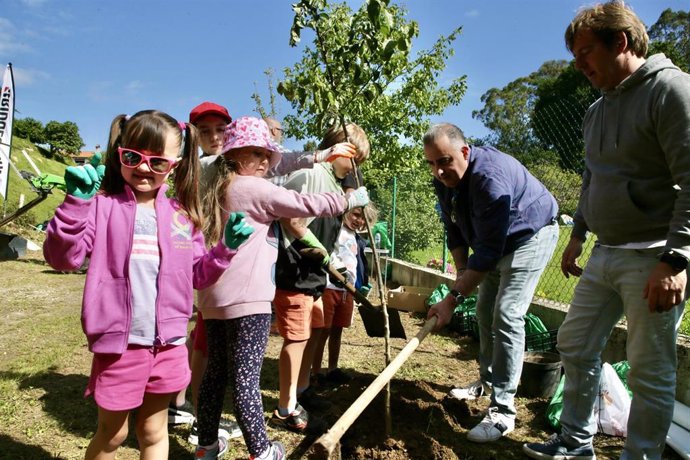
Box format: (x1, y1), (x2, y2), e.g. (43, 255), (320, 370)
(476, 222), (559, 417)
(558, 245), (685, 459)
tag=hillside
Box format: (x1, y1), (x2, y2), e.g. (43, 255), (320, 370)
(1, 136), (71, 226)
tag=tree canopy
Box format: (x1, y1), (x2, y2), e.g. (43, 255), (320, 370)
(278, 0), (467, 256)
(14, 117), (46, 145)
(44, 120), (84, 156)
(648, 8), (689, 71)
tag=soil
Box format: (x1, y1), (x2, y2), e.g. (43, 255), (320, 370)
(239, 305), (680, 460)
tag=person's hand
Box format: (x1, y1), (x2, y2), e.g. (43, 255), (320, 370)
(223, 212), (254, 249)
(561, 237), (584, 278)
(331, 265), (348, 288)
(345, 186), (369, 210)
(315, 142), (356, 163)
(64, 152), (105, 200)
(426, 295), (455, 332)
(299, 229), (330, 266)
(358, 283), (372, 296)
(643, 262), (687, 313)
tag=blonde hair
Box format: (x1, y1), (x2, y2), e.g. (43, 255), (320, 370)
(565, 1), (648, 57)
(318, 122), (370, 164)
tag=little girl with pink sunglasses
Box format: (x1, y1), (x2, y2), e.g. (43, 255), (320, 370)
(44, 109), (252, 459)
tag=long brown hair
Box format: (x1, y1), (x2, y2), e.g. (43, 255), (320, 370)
(201, 155), (238, 246)
(101, 110), (204, 229)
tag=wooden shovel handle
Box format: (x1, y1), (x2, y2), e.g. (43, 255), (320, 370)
(310, 316), (438, 458)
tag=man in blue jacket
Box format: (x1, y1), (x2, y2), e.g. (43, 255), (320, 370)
(425, 122), (559, 443)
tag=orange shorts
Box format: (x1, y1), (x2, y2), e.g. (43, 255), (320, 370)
(321, 288), (355, 328)
(273, 289), (322, 341)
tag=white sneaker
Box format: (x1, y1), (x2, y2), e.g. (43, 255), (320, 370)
(448, 379), (490, 401)
(467, 407), (514, 443)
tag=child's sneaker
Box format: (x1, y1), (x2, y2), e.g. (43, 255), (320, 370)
(269, 404), (309, 433)
(448, 379), (490, 401)
(168, 400), (195, 425)
(523, 434), (596, 459)
(250, 441), (285, 460)
(194, 438), (228, 459)
(188, 417), (243, 446)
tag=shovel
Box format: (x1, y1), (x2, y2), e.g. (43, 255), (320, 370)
(300, 247), (406, 339)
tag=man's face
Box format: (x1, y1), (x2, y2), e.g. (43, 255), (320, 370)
(196, 115), (228, 155)
(266, 119), (283, 143)
(423, 134), (469, 188)
(572, 28), (626, 91)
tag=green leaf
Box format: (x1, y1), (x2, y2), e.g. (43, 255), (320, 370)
(383, 39), (397, 60)
(367, 0), (381, 25)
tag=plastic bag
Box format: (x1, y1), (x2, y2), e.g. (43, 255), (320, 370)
(547, 361), (631, 437)
(546, 375), (566, 429)
(448, 295), (478, 335)
(524, 313), (548, 335)
(611, 360), (632, 399)
(595, 362), (631, 437)
(426, 283), (450, 307)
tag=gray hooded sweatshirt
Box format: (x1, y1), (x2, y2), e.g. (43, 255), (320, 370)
(572, 54), (690, 258)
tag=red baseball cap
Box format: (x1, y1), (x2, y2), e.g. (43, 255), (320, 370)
(189, 101), (232, 125)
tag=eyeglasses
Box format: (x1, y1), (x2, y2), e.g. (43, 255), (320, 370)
(118, 147), (179, 174)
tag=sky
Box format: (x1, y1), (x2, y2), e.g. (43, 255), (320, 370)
(1, 0), (685, 154)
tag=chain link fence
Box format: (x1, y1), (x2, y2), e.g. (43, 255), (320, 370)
(379, 95), (599, 306)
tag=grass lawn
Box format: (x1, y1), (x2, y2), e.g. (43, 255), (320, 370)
(1, 136), (70, 226)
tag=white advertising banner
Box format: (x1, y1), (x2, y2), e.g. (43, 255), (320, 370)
(0, 63), (15, 199)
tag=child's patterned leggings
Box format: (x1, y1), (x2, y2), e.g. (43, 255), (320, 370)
(197, 314), (271, 456)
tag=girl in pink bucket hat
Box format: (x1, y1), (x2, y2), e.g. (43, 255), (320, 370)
(221, 117), (282, 172)
(193, 116), (369, 459)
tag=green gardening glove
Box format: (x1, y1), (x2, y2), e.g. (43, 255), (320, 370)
(358, 283), (372, 296)
(65, 152), (105, 200)
(300, 229), (330, 266)
(224, 212), (254, 249)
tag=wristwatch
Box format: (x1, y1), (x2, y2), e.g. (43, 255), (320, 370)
(660, 250), (688, 272)
(449, 289), (465, 305)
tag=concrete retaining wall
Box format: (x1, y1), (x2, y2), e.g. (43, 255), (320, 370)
(383, 256), (690, 406)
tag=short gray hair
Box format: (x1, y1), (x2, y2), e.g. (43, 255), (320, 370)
(423, 123), (466, 148)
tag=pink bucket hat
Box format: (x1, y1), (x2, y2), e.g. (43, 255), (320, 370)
(222, 116), (282, 170)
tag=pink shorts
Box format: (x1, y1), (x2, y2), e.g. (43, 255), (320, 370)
(192, 311), (208, 357)
(322, 288), (355, 328)
(85, 344), (190, 411)
(274, 289), (322, 341)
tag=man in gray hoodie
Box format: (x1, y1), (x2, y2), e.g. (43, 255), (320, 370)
(524, 2), (690, 460)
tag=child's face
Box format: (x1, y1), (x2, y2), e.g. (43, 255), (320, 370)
(121, 128), (179, 202)
(196, 115), (228, 155)
(343, 207), (366, 231)
(227, 147), (272, 177)
(331, 155), (354, 179)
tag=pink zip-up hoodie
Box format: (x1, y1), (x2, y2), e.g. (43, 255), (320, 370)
(44, 184), (236, 354)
